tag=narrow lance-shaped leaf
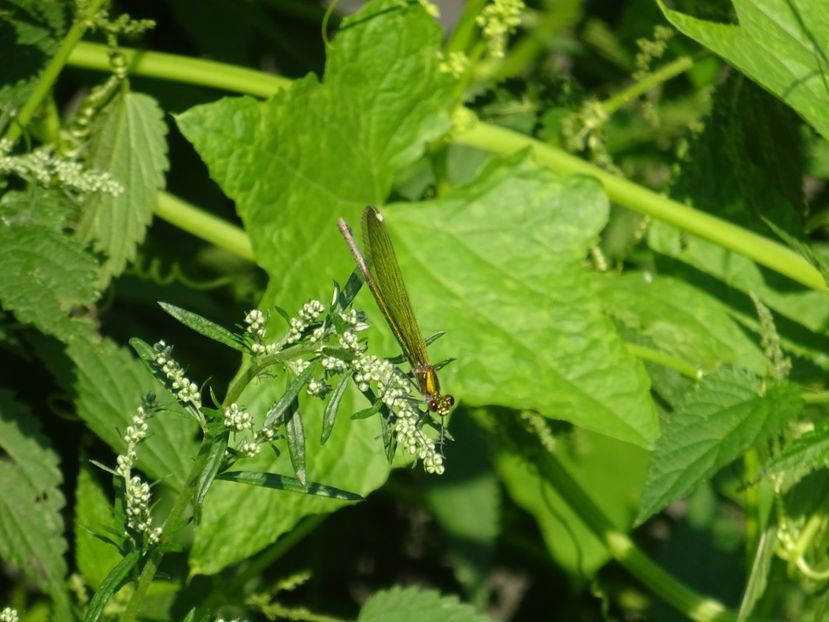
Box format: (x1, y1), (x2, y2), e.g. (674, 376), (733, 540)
(321, 371), (351, 444)
(284, 398), (306, 487)
(82, 550), (142, 622)
(217, 470), (363, 501)
(159, 302), (246, 352)
(262, 364), (315, 429)
(193, 427), (230, 524)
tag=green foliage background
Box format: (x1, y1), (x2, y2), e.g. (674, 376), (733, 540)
(1, 0), (829, 620)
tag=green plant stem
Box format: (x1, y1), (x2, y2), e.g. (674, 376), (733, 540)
(802, 391), (829, 405)
(453, 119), (828, 292)
(68, 41), (290, 97)
(224, 345), (317, 406)
(445, 0), (487, 54)
(600, 56), (695, 116)
(155, 191), (254, 262)
(534, 450), (735, 621)
(3, 0), (108, 144)
(626, 343), (701, 379)
(121, 432), (215, 622)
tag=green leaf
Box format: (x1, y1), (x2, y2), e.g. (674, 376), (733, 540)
(649, 74), (829, 368)
(738, 523), (777, 622)
(757, 425), (829, 485)
(216, 470), (363, 501)
(659, 0), (829, 141)
(357, 585), (491, 622)
(0, 0), (66, 114)
(158, 302), (246, 352)
(82, 549), (141, 622)
(262, 364), (315, 429)
(284, 398), (306, 487)
(193, 430), (229, 524)
(0, 391), (73, 620)
(498, 427), (648, 578)
(175, 0), (454, 317)
(389, 155), (657, 447)
(321, 371), (350, 444)
(67, 337), (199, 490)
(593, 272), (767, 375)
(75, 461), (121, 590)
(636, 368), (803, 523)
(77, 91), (169, 285)
(0, 224), (99, 340)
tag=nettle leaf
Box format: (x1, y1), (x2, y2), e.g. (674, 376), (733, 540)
(357, 585), (491, 622)
(648, 74), (829, 367)
(67, 337), (198, 490)
(176, 0), (454, 316)
(0, 0), (67, 112)
(758, 425), (829, 485)
(497, 428), (648, 578)
(77, 91), (169, 285)
(636, 368), (803, 523)
(593, 272), (766, 375)
(659, 0), (829, 141)
(0, 224), (99, 340)
(391, 155), (658, 447)
(0, 391), (72, 619)
(75, 461), (121, 590)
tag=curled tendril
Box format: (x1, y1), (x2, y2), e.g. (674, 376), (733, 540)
(127, 255), (235, 291)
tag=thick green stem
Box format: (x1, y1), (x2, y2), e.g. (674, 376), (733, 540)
(534, 451), (735, 621)
(224, 345), (317, 406)
(155, 191), (254, 262)
(121, 432), (215, 622)
(454, 119), (827, 292)
(3, 0), (108, 144)
(445, 0), (487, 54)
(626, 343), (701, 379)
(68, 41), (290, 97)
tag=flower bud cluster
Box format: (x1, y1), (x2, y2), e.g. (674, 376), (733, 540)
(392, 401), (445, 475)
(153, 341), (202, 408)
(307, 378), (331, 398)
(0, 607), (19, 622)
(476, 0), (525, 59)
(236, 294), (448, 475)
(0, 140), (123, 196)
(286, 300), (326, 344)
(115, 397), (155, 479)
(438, 51), (470, 79)
(352, 354), (444, 474)
(245, 309), (280, 356)
(125, 475), (162, 545)
(224, 403), (253, 431)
